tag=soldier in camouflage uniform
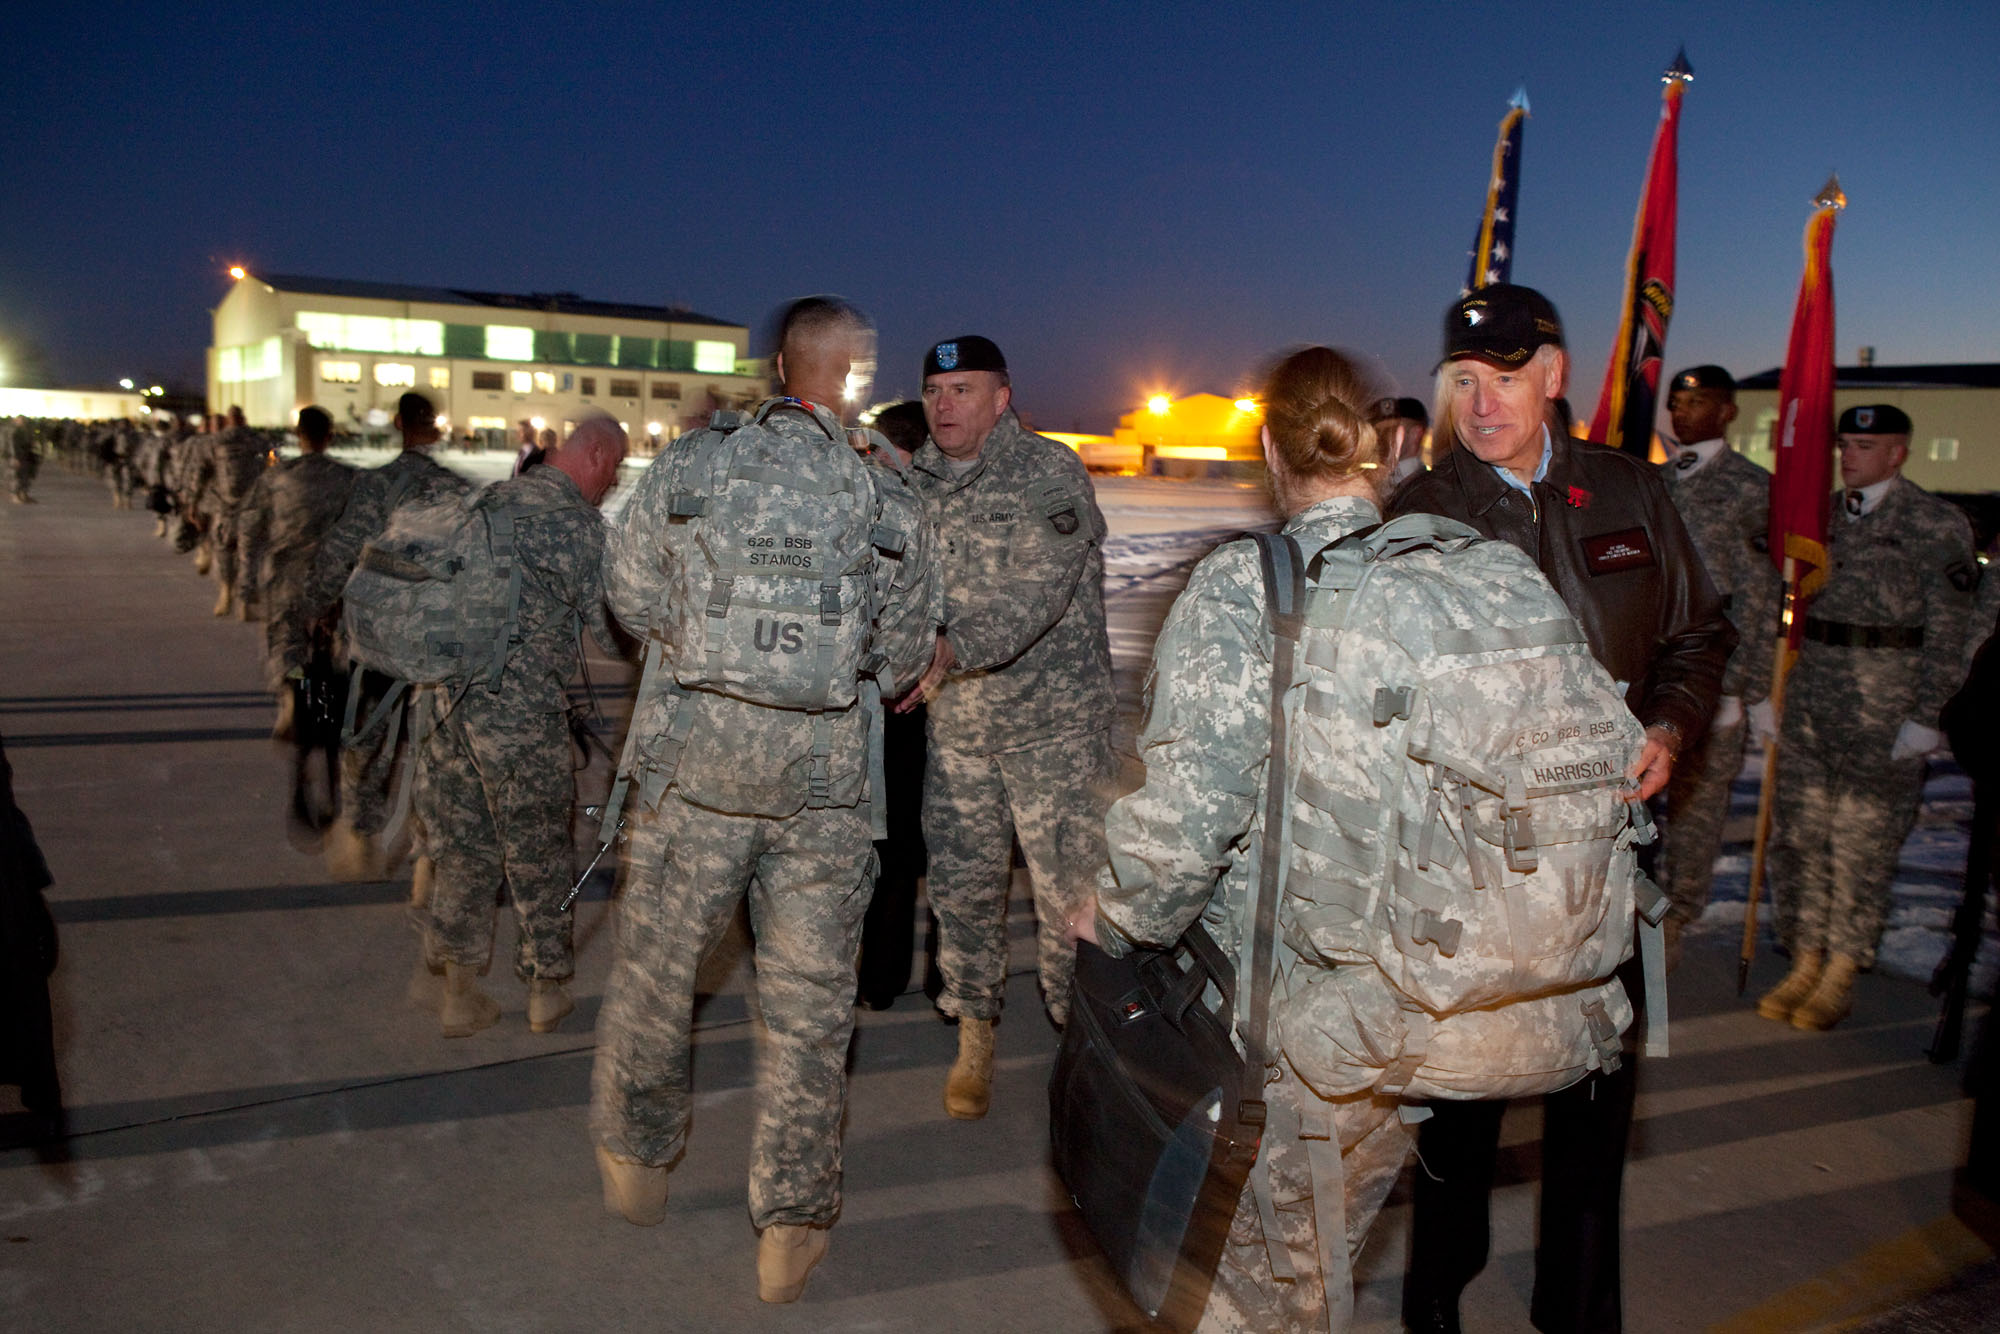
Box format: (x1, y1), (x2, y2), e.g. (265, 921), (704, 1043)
(305, 391), (470, 882)
(1074, 348), (1418, 1333)
(8, 417), (39, 504)
(167, 417), (218, 560)
(898, 335), (1116, 1119)
(411, 415), (624, 1038)
(193, 407), (272, 618)
(1655, 366), (1782, 968)
(589, 299), (938, 1302)
(235, 407), (357, 737)
(1762, 403), (1977, 1030)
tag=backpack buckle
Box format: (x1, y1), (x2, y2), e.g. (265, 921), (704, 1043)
(1410, 909), (1463, 957)
(1372, 685), (1413, 726)
(819, 582), (842, 626)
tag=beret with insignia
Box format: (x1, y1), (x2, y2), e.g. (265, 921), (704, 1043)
(924, 335), (1007, 379)
(1671, 364), (1736, 395)
(1838, 403), (1913, 436)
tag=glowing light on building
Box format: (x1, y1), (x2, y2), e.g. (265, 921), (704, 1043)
(1233, 398), (1258, 414)
(1147, 395), (1171, 415)
(228, 266), (246, 280)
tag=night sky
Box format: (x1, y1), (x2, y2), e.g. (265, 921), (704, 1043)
(4, 1), (1995, 432)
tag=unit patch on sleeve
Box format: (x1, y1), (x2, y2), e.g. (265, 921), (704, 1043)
(1579, 526), (1657, 576)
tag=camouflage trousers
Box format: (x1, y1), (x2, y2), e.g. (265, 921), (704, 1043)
(1658, 715), (1748, 926)
(340, 669), (411, 837)
(209, 504), (244, 597)
(924, 729), (1116, 1027)
(255, 558), (319, 691)
(1769, 675), (1927, 969)
(1197, 1064), (1411, 1333)
(418, 689), (577, 981)
(591, 792), (875, 1229)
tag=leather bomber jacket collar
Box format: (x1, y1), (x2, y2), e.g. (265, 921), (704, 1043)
(1454, 428), (1574, 517)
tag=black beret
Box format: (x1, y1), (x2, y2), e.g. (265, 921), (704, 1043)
(1670, 365), (1736, 394)
(1371, 396), (1429, 425)
(924, 336), (1007, 378)
(1838, 403), (1912, 436)
(1440, 284), (1564, 368)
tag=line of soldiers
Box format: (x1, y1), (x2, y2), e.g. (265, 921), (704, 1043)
(67, 295), (1992, 1320)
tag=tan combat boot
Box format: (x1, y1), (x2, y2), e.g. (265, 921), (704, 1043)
(527, 979), (574, 1033)
(211, 583), (233, 617)
(757, 1223), (828, 1303)
(1791, 953), (1860, 1031)
(439, 962), (500, 1038)
(944, 1017), (996, 1120)
(323, 819), (386, 882)
(193, 544), (212, 576)
(270, 690), (296, 742)
(595, 1145), (667, 1225)
(1755, 948), (1824, 1022)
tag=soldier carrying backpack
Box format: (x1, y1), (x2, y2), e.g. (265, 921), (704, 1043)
(1069, 347), (1665, 1333)
(587, 298), (940, 1303)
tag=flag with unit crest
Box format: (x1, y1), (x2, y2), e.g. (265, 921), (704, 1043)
(1590, 49), (1693, 456)
(1464, 88), (1528, 292)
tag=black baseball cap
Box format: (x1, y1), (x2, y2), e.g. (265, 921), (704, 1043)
(924, 336), (1007, 378)
(1440, 284), (1565, 368)
(1370, 396), (1429, 426)
(1670, 365), (1736, 394)
(1838, 403), (1912, 436)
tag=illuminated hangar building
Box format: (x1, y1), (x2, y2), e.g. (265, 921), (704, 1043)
(209, 271), (769, 448)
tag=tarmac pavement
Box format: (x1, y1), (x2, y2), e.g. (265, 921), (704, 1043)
(1, 465), (1993, 1332)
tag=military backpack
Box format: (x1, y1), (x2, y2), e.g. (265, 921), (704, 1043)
(339, 485), (564, 735)
(1253, 515), (1667, 1106)
(656, 398), (903, 712)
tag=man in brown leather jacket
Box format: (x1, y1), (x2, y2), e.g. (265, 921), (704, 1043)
(1387, 283), (1734, 1334)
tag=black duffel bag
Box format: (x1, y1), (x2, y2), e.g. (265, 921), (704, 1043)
(1048, 530), (1305, 1330)
(1050, 925), (1265, 1328)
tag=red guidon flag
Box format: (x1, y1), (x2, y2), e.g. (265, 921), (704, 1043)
(1769, 177), (1846, 625)
(1590, 49), (1692, 456)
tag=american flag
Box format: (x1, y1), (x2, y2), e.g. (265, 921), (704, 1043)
(1465, 88), (1528, 293)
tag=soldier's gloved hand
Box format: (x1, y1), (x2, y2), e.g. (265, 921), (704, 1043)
(1713, 695), (1743, 730)
(1890, 720), (1943, 761)
(1747, 699), (1778, 747)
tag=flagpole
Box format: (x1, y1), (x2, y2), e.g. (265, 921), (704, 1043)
(1740, 558), (1798, 994)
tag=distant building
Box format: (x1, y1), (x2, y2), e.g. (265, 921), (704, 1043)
(209, 272), (770, 451)
(0, 386), (148, 420)
(1731, 362), (2000, 492)
(1104, 392), (1264, 479)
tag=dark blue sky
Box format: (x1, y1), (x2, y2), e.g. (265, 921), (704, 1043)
(4, 1), (1994, 431)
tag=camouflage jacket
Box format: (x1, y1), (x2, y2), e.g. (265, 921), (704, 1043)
(605, 398), (939, 817)
(304, 449), (471, 620)
(1660, 446), (1782, 703)
(467, 463), (616, 713)
(907, 410), (1114, 754)
(1093, 495), (1382, 991)
(236, 451), (358, 605)
(1796, 475), (1977, 728)
(204, 426), (270, 510)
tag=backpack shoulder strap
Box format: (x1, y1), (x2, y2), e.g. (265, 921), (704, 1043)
(1244, 531), (1304, 1069)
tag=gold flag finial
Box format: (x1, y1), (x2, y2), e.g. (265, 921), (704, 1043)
(1814, 173), (1847, 210)
(1665, 46), (1694, 83)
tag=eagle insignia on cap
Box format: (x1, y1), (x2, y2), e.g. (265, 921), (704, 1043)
(1677, 373), (1697, 389)
(1856, 407), (1875, 429)
(1463, 307), (1486, 326)
(934, 342), (959, 371)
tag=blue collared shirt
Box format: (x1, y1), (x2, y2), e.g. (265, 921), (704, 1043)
(1491, 426), (1553, 494)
